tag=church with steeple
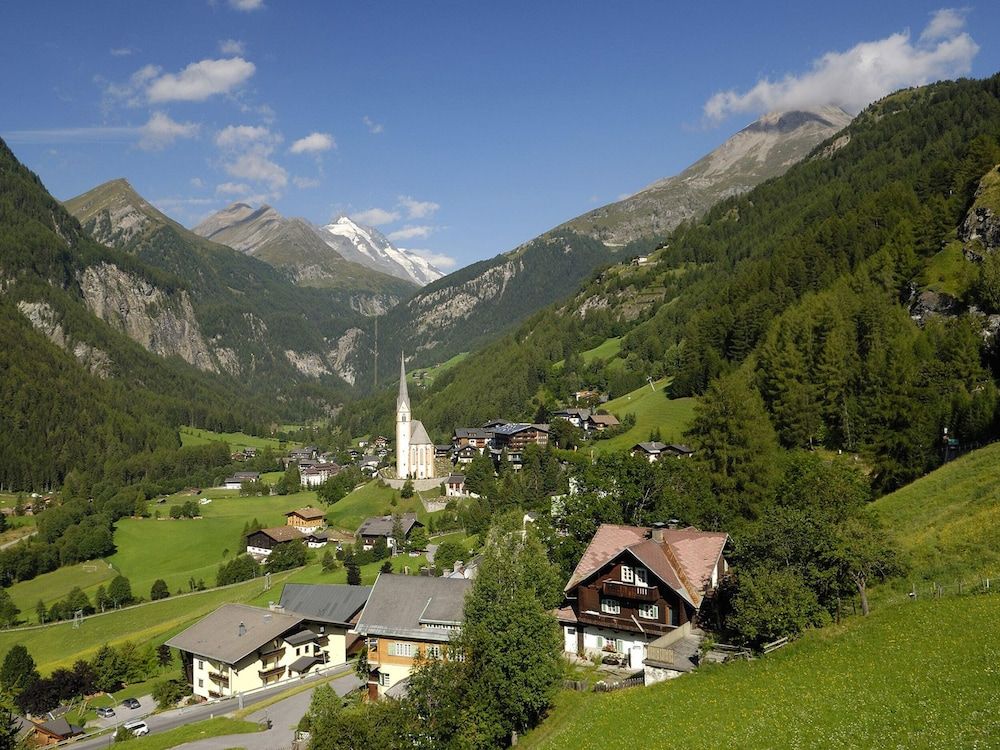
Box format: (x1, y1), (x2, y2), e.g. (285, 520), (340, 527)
(396, 354), (436, 480)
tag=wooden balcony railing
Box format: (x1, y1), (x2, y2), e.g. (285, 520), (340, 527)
(207, 671), (229, 685)
(576, 610), (675, 637)
(258, 665), (286, 679)
(602, 580), (659, 602)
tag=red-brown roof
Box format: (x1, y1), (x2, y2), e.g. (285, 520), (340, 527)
(565, 524), (728, 608)
(286, 507), (325, 520)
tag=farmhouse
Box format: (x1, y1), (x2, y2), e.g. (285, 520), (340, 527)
(278, 583), (372, 665)
(302, 530), (329, 549)
(357, 513), (423, 552)
(354, 573), (471, 698)
(285, 507), (326, 533)
(551, 408), (591, 429)
(557, 523), (729, 674)
(246, 526), (305, 558)
(630, 442), (695, 462)
(166, 603), (334, 699)
(491, 423), (550, 452)
(223, 471), (260, 490)
(586, 413), (620, 432)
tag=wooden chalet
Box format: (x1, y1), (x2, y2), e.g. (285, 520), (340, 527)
(586, 413), (620, 432)
(356, 513), (423, 551)
(490, 423), (550, 452)
(557, 523), (728, 670)
(246, 526), (305, 557)
(285, 507), (326, 533)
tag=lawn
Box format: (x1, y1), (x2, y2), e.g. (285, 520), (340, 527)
(522, 592), (1000, 749)
(324, 481), (424, 532)
(0, 571), (298, 673)
(593, 379), (696, 454)
(7, 561), (117, 621)
(178, 426), (292, 451)
(107, 492), (319, 601)
(873, 441), (1000, 584)
(410, 351), (470, 386)
(116, 717), (262, 749)
(581, 336), (622, 364)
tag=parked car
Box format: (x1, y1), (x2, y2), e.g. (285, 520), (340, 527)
(123, 720), (148, 736)
(95, 707), (115, 719)
(122, 698), (141, 710)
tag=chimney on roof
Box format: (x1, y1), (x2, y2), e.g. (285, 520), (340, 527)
(650, 521), (667, 543)
(667, 518), (680, 529)
(238, 621), (246, 637)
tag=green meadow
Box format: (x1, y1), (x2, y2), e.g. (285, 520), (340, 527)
(595, 379), (696, 454)
(523, 593), (1000, 749)
(178, 426), (292, 451)
(873, 441), (1000, 584)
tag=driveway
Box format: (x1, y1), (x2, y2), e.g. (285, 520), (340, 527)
(176, 672), (360, 750)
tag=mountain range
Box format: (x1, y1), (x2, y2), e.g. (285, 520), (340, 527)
(336, 106), (854, 386)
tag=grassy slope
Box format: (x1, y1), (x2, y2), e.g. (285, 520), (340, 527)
(594, 379), (696, 454)
(115, 718), (261, 749)
(178, 426), (291, 451)
(873, 442), (1000, 582)
(919, 240), (978, 297)
(8, 562), (116, 619)
(524, 594), (1000, 749)
(410, 352), (470, 385)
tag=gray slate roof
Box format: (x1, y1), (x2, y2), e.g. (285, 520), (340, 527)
(279, 583), (372, 627)
(355, 574), (471, 642)
(165, 604), (303, 664)
(357, 512), (421, 538)
(409, 419), (433, 446)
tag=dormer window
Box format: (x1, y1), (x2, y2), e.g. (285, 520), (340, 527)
(634, 567), (648, 587)
(621, 565), (634, 583)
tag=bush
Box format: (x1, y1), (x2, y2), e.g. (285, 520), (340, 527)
(152, 677), (189, 709)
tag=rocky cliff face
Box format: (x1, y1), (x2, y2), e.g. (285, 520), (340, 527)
(16, 300), (114, 377)
(960, 166), (1000, 261)
(79, 263), (218, 372)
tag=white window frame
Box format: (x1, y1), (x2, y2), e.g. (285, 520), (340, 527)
(426, 645), (442, 659)
(378, 672), (391, 686)
(634, 567), (648, 587)
(620, 565), (634, 583)
(600, 597), (620, 615)
(639, 603), (659, 620)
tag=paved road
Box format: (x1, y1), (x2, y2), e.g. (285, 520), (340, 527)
(176, 672), (360, 750)
(69, 667), (359, 750)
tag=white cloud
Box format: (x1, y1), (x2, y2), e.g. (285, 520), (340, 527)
(703, 10), (979, 121)
(354, 207), (401, 225)
(293, 176), (321, 189)
(216, 181), (252, 195)
(190, 177), (205, 189)
(214, 124), (279, 149)
(148, 57), (256, 103)
(224, 149), (287, 190)
(289, 132), (336, 154)
(388, 225), (433, 241)
(219, 39), (246, 56)
(405, 248), (456, 270)
(137, 112), (199, 151)
(101, 64), (161, 109)
(362, 115), (384, 134)
(398, 195), (440, 220)
(229, 0), (264, 10)
(920, 8), (967, 42)
(109, 47), (135, 57)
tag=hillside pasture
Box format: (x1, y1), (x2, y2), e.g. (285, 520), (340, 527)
(178, 426), (290, 452)
(523, 593), (1000, 749)
(873, 441), (1000, 583)
(594, 379), (696, 454)
(7, 562), (116, 622)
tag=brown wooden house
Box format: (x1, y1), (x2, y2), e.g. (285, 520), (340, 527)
(557, 523), (728, 669)
(490, 423), (550, 452)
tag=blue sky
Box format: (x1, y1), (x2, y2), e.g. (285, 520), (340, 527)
(2, 1), (997, 271)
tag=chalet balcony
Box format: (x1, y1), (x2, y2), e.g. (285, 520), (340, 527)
(258, 664), (286, 680)
(207, 671), (229, 685)
(577, 610), (675, 638)
(602, 579), (659, 602)
(260, 646), (286, 660)
(208, 689), (225, 699)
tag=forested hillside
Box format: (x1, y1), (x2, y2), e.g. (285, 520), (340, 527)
(0, 139), (277, 490)
(337, 76), (1000, 493)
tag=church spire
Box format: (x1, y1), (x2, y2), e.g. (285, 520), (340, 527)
(398, 352), (410, 410)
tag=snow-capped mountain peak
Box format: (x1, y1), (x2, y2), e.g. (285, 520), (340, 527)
(319, 215), (443, 286)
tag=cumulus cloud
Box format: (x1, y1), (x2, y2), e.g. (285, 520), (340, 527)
(293, 176), (321, 189)
(148, 57), (255, 103)
(137, 112), (199, 151)
(100, 64), (161, 109)
(388, 225), (433, 242)
(289, 132), (336, 154)
(229, 0), (264, 10)
(703, 8), (979, 121)
(219, 39), (246, 56)
(398, 195), (440, 220)
(354, 207), (401, 225)
(362, 115), (384, 134)
(405, 248), (456, 270)
(214, 124), (279, 149)
(225, 149), (287, 190)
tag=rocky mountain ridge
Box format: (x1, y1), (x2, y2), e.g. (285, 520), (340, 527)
(318, 215), (443, 286)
